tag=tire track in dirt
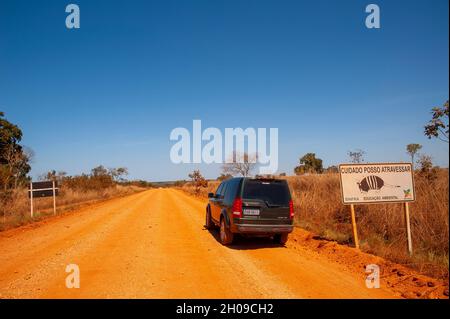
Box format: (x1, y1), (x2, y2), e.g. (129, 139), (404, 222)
(170, 189), (397, 299)
(164, 189), (298, 298)
(0, 190), (153, 298)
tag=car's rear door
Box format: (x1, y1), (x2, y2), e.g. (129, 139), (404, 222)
(241, 179), (291, 223)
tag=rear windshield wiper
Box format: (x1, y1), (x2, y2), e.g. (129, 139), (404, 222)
(264, 201), (282, 208)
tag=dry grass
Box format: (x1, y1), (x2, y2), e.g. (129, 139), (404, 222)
(179, 180), (220, 199)
(182, 172), (449, 279)
(288, 170), (449, 279)
(0, 184), (145, 231)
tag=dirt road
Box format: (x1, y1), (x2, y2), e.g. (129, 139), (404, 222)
(0, 188), (399, 299)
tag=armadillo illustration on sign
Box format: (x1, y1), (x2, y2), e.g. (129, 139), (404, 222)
(357, 175), (401, 193)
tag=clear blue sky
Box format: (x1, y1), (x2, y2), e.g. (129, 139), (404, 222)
(0, 0), (448, 181)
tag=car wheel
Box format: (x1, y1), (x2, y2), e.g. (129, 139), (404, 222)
(220, 218), (234, 245)
(205, 209), (213, 230)
(273, 233), (289, 245)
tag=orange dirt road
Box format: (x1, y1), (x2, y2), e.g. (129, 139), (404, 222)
(0, 188), (398, 299)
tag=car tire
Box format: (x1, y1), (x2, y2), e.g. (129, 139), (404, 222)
(220, 218), (234, 245)
(205, 208), (213, 230)
(274, 233), (289, 245)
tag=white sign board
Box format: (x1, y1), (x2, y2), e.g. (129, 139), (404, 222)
(339, 163), (415, 204)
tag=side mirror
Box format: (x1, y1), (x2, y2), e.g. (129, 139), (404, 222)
(208, 192), (215, 198)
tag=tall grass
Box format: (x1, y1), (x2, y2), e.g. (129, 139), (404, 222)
(287, 170), (449, 278)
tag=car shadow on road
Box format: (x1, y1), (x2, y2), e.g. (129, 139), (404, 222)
(203, 226), (286, 250)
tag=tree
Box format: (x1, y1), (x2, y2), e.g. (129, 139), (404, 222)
(0, 165), (12, 193)
(188, 170), (208, 195)
(89, 165), (114, 188)
(325, 165), (339, 173)
(294, 153), (323, 175)
(0, 112), (31, 220)
(109, 167), (128, 182)
(406, 144), (422, 169)
(2, 145), (33, 189)
(348, 149), (366, 164)
(40, 170), (67, 183)
(222, 151), (258, 177)
(416, 154), (438, 182)
(91, 165), (109, 177)
(424, 100), (449, 143)
(217, 173), (233, 181)
(0, 111), (23, 163)
(417, 154), (433, 171)
(0, 112), (32, 190)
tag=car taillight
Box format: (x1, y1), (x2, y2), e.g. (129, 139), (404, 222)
(232, 198), (242, 218)
(289, 200), (295, 219)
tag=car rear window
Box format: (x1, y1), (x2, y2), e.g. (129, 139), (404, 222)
(242, 179), (291, 206)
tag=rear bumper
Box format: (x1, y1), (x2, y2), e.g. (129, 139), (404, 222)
(234, 224), (293, 234)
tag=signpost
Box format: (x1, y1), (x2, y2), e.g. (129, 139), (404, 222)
(28, 181), (60, 218)
(350, 204), (360, 249)
(338, 163), (415, 255)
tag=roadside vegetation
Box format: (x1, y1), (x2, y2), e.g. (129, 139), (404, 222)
(182, 100), (449, 279)
(0, 112), (151, 231)
(182, 167), (448, 279)
(288, 169), (448, 279)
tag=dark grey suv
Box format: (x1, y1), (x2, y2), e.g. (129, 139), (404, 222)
(205, 177), (294, 245)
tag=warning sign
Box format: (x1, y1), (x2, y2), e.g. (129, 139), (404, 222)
(339, 163), (415, 204)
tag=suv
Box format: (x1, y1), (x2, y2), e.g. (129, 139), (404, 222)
(205, 177), (294, 245)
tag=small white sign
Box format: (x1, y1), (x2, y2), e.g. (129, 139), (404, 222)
(339, 163), (415, 204)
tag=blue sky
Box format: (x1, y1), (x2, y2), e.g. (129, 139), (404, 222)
(0, 0), (448, 181)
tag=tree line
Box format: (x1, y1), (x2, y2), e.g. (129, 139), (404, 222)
(39, 166), (129, 190)
(2, 100), (448, 194)
(0, 112), (153, 200)
(188, 100), (448, 185)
